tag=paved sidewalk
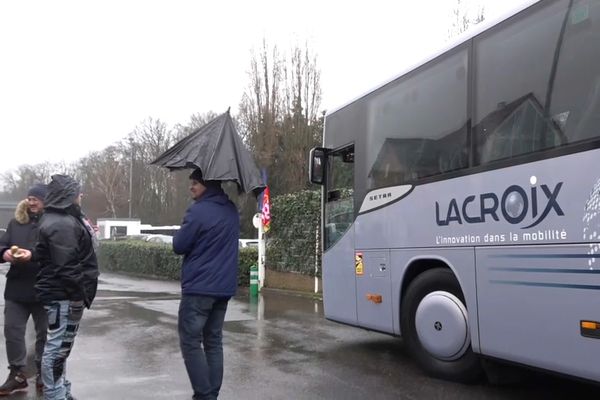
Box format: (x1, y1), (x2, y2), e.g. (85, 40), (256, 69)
(0, 265), (595, 400)
(0, 269), (255, 399)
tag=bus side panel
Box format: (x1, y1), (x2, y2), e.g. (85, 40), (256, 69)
(392, 248), (479, 352)
(477, 244), (600, 382)
(355, 250), (393, 332)
(322, 227), (357, 325)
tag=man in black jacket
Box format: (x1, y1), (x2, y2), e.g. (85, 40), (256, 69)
(35, 175), (99, 400)
(0, 184), (48, 395)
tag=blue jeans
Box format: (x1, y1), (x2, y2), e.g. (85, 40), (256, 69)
(178, 295), (229, 400)
(42, 300), (84, 400)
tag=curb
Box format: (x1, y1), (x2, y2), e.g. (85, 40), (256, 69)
(238, 286), (323, 301)
(261, 287), (323, 301)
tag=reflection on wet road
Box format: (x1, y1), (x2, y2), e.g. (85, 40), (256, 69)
(0, 267), (596, 399)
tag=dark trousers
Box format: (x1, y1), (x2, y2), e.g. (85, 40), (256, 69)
(3, 299), (47, 372)
(178, 295), (229, 400)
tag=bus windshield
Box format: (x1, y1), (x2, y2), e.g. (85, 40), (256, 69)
(324, 146), (354, 250)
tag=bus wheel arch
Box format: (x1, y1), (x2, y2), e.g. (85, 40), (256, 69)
(400, 265), (483, 383)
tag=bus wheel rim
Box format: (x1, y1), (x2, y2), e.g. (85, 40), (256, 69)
(414, 290), (470, 361)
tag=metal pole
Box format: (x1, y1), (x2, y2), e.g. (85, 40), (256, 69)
(250, 264), (259, 298)
(128, 136), (134, 218)
(258, 220), (265, 290)
(315, 225), (319, 293)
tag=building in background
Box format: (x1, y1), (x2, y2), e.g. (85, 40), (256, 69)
(0, 201), (18, 230)
(97, 218), (179, 239)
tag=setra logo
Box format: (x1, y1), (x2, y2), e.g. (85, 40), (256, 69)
(435, 176), (564, 229)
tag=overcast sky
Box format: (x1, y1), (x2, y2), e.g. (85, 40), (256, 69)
(0, 0), (531, 176)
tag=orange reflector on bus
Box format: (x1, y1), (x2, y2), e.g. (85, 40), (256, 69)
(580, 320), (600, 339)
(581, 321), (599, 330)
(366, 294), (383, 304)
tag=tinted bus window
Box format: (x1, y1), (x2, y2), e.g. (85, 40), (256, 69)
(475, 0), (600, 164)
(366, 49), (468, 189)
(552, 0), (600, 144)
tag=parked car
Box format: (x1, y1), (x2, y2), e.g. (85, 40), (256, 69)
(111, 234), (147, 241)
(145, 234), (173, 244)
(110, 234), (173, 245)
(239, 239), (259, 249)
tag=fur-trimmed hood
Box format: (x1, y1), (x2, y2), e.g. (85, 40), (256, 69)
(0, 199), (44, 303)
(15, 200), (30, 224)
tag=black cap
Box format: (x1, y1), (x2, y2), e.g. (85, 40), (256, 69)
(188, 169), (221, 188)
(189, 169), (204, 183)
(27, 184), (48, 202)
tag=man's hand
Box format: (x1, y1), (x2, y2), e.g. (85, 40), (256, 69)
(4, 249), (32, 263)
(2, 251), (14, 263)
(16, 249), (32, 262)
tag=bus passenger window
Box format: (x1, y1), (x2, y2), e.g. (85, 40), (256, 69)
(553, 1), (600, 144)
(475, 0), (600, 164)
(366, 48), (468, 189)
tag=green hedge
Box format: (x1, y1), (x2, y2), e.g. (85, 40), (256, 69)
(97, 240), (258, 286)
(97, 188), (322, 282)
(267, 190), (321, 277)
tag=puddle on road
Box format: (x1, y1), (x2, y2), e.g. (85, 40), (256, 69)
(97, 272), (180, 292)
(10, 271), (325, 331)
(94, 274), (323, 324)
(127, 298), (257, 322)
(240, 289), (323, 321)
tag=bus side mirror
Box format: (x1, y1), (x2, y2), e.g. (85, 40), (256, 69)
(309, 147), (327, 185)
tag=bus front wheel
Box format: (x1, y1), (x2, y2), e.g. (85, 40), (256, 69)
(401, 268), (482, 383)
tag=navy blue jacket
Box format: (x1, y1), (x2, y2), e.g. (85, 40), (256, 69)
(173, 186), (239, 297)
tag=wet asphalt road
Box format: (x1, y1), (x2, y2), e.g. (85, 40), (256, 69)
(0, 265), (596, 399)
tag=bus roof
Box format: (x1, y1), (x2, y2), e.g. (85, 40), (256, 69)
(326, 0), (541, 117)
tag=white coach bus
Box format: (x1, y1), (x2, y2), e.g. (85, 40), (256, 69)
(310, 0), (600, 383)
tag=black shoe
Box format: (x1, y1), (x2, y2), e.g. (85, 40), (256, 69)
(0, 369), (28, 395)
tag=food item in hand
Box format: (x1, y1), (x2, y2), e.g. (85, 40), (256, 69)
(10, 246), (24, 259)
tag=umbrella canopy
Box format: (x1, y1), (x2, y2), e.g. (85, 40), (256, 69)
(150, 110), (266, 196)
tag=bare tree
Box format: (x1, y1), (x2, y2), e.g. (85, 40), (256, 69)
(172, 111), (220, 141)
(448, 0), (485, 39)
(81, 147), (127, 218)
(0, 111), (234, 226)
(1, 161), (76, 200)
(238, 40), (323, 195)
(279, 43), (323, 192)
(130, 117), (175, 224)
(238, 39), (284, 171)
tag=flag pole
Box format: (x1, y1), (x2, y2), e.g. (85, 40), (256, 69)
(258, 218), (265, 290)
(258, 169), (269, 291)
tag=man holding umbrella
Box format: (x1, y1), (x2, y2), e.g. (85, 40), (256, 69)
(152, 110), (264, 399)
(173, 169), (240, 400)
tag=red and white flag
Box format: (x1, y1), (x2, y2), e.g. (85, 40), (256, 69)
(261, 186), (271, 233)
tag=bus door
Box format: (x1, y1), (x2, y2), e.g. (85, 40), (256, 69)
(321, 145), (357, 325)
(355, 250), (393, 332)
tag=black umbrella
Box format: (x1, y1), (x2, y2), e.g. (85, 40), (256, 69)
(150, 110), (266, 196)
